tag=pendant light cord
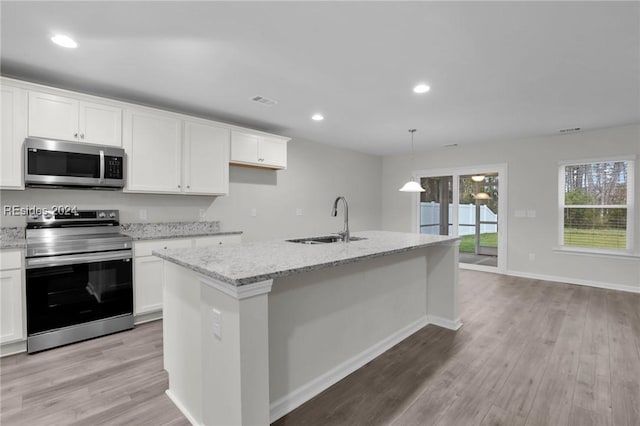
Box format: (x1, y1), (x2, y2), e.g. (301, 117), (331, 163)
(409, 129), (417, 180)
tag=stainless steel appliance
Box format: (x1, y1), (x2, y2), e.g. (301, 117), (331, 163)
(25, 210), (133, 353)
(24, 137), (125, 189)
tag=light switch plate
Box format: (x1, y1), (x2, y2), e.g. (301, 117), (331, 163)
(515, 210), (526, 218)
(251, 208), (257, 217)
(296, 208), (303, 216)
(211, 308), (222, 339)
(139, 209), (147, 220)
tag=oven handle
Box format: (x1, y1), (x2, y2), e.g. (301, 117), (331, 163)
(26, 250), (132, 269)
(99, 150), (105, 184)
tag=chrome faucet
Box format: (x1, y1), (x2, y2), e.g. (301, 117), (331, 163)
(331, 196), (350, 242)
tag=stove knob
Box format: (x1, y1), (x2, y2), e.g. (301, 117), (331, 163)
(98, 212), (106, 219)
(109, 212), (116, 218)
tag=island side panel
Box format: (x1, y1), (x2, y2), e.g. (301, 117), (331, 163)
(163, 260), (204, 424)
(268, 250), (429, 414)
(425, 240), (461, 329)
(199, 281), (270, 426)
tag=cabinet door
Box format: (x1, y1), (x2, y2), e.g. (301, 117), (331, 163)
(259, 137), (287, 169)
(123, 109), (182, 193)
(28, 91), (79, 141)
(134, 256), (164, 315)
(230, 131), (259, 164)
(79, 101), (122, 147)
(183, 121), (229, 195)
(1, 85), (26, 189)
(0, 269), (24, 344)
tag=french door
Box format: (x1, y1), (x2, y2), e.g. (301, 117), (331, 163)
(416, 164), (507, 272)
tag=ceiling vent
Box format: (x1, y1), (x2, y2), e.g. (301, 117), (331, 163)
(558, 127), (581, 134)
(250, 95), (278, 107)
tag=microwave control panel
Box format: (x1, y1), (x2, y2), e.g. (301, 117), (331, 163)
(105, 156), (123, 179)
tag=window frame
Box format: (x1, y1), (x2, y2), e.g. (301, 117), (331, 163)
(557, 156), (635, 256)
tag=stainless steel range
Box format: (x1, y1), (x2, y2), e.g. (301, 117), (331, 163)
(25, 210), (134, 353)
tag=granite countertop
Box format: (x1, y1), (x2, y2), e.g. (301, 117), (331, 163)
(0, 227), (25, 249)
(0, 222), (242, 249)
(153, 230), (460, 286)
(120, 221), (242, 241)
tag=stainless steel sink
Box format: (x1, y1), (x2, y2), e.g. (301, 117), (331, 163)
(286, 235), (367, 244)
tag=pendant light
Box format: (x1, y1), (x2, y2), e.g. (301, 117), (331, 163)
(399, 129), (425, 192)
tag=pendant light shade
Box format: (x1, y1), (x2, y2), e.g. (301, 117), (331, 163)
(399, 179), (425, 192)
(399, 129), (425, 193)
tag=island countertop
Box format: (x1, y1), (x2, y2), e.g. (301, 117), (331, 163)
(153, 230), (459, 286)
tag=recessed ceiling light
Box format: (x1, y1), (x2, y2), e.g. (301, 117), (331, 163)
(51, 35), (77, 48)
(413, 84), (430, 94)
(311, 114), (324, 121)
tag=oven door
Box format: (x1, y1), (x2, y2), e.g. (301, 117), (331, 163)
(26, 250), (133, 335)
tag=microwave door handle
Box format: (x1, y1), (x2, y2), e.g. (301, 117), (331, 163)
(99, 150), (105, 184)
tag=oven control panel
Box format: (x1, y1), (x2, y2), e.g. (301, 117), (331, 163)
(27, 210), (120, 226)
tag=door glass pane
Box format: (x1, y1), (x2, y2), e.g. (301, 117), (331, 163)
(459, 174), (498, 267)
(419, 176), (452, 235)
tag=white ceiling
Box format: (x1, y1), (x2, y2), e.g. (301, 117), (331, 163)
(1, 1), (639, 155)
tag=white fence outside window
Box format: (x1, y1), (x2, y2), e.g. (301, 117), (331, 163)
(420, 202), (498, 236)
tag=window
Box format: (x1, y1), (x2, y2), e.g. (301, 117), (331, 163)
(559, 158), (634, 252)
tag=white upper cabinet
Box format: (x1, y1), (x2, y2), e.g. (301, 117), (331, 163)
(183, 121), (229, 195)
(28, 91), (122, 147)
(260, 136), (288, 168)
(230, 130), (288, 169)
(123, 109), (182, 193)
(1, 84), (26, 189)
(78, 101), (122, 146)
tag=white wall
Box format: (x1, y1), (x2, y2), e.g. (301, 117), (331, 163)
(0, 137), (383, 242)
(382, 124), (640, 291)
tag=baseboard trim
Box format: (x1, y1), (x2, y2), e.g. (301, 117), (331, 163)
(507, 270), (640, 294)
(269, 315), (430, 423)
(428, 315), (463, 330)
(165, 389), (203, 426)
(134, 310), (162, 325)
(0, 339), (26, 357)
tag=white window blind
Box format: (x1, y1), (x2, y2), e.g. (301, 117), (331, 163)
(559, 159), (634, 252)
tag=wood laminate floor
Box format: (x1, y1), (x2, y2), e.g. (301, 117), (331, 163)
(2, 270), (639, 426)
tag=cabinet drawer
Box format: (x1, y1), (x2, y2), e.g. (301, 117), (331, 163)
(0, 250), (22, 270)
(134, 239), (192, 257)
(193, 235), (242, 248)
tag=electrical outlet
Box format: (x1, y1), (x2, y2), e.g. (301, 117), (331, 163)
(526, 210), (537, 218)
(296, 208), (303, 216)
(211, 308), (222, 339)
(139, 209), (147, 220)
(515, 210), (526, 218)
(199, 209), (207, 221)
(529, 253), (536, 261)
(251, 208), (257, 217)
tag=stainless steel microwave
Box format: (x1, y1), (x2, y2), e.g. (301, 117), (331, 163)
(24, 138), (125, 189)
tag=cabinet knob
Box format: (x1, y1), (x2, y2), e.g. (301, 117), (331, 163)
(187, 185), (190, 189)
(80, 133), (84, 139)
(218, 241), (222, 245)
(177, 185), (181, 188)
(74, 133), (78, 138)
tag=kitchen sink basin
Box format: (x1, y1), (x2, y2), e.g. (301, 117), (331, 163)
(286, 235), (367, 244)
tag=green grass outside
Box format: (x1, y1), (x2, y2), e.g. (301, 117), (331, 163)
(564, 228), (626, 249)
(459, 233), (497, 253)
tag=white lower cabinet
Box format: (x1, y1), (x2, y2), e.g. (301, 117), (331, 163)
(133, 235), (241, 317)
(0, 250), (24, 345)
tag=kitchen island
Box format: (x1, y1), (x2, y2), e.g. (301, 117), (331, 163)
(154, 230), (460, 426)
